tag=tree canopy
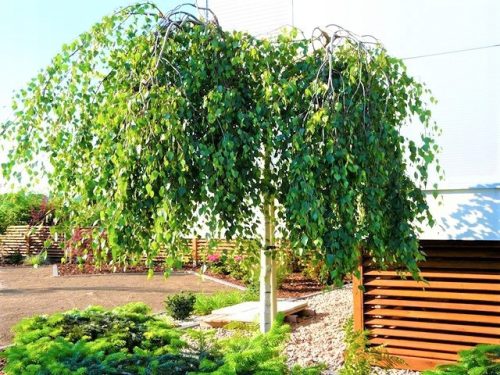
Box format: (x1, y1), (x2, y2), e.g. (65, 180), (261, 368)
(1, 3), (440, 281)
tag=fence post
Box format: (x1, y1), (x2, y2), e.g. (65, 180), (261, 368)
(352, 253), (364, 331)
(26, 226), (31, 256)
(192, 237), (198, 267)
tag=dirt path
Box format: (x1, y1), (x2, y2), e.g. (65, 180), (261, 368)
(0, 266), (232, 346)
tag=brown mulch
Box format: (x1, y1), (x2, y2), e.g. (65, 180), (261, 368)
(186, 266), (325, 298)
(57, 263), (326, 297)
(278, 273), (325, 298)
(57, 263), (166, 276)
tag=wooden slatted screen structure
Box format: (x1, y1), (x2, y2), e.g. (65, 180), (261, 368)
(0, 227), (245, 265)
(0, 225), (64, 262)
(156, 238), (241, 265)
(353, 240), (500, 371)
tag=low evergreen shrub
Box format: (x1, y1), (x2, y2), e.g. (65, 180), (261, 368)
(0, 303), (191, 375)
(0, 304), (323, 375)
(189, 314), (324, 375)
(165, 292), (196, 320)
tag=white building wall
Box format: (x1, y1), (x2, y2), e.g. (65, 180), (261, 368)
(207, 0), (500, 240)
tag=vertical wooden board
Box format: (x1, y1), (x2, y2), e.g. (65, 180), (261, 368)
(352, 255), (364, 331)
(191, 237), (198, 266)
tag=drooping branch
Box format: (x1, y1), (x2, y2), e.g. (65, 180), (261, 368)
(1, 1), (441, 282)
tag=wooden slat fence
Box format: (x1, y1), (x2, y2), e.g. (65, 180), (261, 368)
(154, 238), (247, 265)
(0, 226), (247, 265)
(0, 225), (64, 262)
(353, 240), (500, 371)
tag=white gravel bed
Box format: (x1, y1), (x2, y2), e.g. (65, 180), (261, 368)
(284, 284), (420, 375)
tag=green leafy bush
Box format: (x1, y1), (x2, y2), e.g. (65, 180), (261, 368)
(423, 345), (500, 375)
(165, 292), (196, 320)
(194, 290), (258, 316)
(23, 251), (48, 268)
(0, 191), (57, 234)
(203, 242), (293, 290)
(0, 304), (321, 374)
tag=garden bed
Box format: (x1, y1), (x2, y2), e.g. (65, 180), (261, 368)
(57, 262), (166, 276)
(57, 263), (327, 298)
(188, 267), (325, 298)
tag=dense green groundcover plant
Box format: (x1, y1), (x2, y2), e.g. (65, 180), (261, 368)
(423, 345), (500, 375)
(0, 303), (322, 375)
(1, 2), (441, 280)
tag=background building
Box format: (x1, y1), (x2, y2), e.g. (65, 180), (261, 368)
(206, 0), (499, 240)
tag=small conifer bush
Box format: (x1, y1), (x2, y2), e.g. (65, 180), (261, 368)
(165, 292), (196, 320)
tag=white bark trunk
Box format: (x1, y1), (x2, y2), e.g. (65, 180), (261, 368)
(260, 248), (273, 332)
(260, 197), (277, 333)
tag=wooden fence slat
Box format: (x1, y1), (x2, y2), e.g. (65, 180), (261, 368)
(369, 338), (471, 353)
(384, 348), (458, 361)
(370, 328), (500, 345)
(365, 288), (500, 302)
(355, 240), (500, 371)
(363, 271), (500, 280)
(390, 356), (455, 372)
(364, 298), (500, 313)
(422, 249), (500, 258)
(364, 260), (500, 270)
(365, 318), (500, 336)
(364, 279), (500, 291)
(365, 308), (500, 324)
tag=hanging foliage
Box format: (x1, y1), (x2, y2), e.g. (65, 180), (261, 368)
(1, 3), (441, 280)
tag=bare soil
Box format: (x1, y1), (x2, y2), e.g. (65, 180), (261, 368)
(0, 265), (233, 346)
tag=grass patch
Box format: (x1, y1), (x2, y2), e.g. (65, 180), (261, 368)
(194, 290), (258, 316)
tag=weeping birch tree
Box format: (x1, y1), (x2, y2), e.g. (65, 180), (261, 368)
(1, 3), (440, 332)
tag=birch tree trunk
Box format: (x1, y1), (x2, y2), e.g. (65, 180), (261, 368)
(260, 195), (277, 332)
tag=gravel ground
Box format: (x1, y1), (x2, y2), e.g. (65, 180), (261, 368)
(284, 285), (420, 375)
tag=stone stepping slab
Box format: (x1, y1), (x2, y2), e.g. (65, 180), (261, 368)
(200, 300), (308, 328)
